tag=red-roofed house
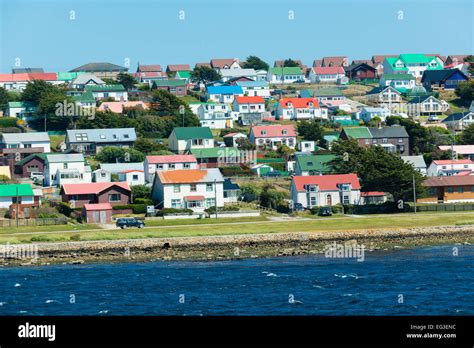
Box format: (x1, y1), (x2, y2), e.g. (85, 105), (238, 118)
(210, 58), (241, 71)
(249, 125), (297, 150)
(360, 191), (388, 205)
(427, 159), (474, 177)
(166, 64), (191, 76)
(309, 67), (346, 83)
(60, 182), (131, 208)
(137, 64), (162, 73)
(291, 173), (362, 208)
(419, 175), (474, 203)
(275, 98), (328, 121)
(82, 203), (113, 224)
(0, 72), (58, 91)
(98, 101), (149, 113)
(232, 96), (265, 113)
(144, 154), (198, 183)
(321, 56), (349, 68)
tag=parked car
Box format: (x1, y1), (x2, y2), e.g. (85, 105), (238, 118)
(294, 203), (305, 212)
(116, 218), (145, 229)
(428, 115), (439, 122)
(29, 172), (44, 184)
(318, 206), (333, 216)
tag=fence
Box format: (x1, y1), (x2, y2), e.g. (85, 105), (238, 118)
(409, 203), (474, 212)
(0, 217), (68, 228)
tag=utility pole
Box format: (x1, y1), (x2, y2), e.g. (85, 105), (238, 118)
(16, 185), (19, 227)
(412, 174), (417, 214)
(214, 179), (218, 219)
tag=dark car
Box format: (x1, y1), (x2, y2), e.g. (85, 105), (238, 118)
(294, 203), (305, 212)
(116, 218), (145, 229)
(318, 207), (333, 216)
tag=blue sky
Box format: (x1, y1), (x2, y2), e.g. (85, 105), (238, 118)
(0, 0), (472, 72)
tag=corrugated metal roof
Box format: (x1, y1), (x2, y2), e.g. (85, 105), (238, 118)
(2, 132), (50, 143)
(66, 128), (137, 143)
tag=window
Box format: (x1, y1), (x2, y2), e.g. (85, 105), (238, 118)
(458, 187), (464, 193)
(173, 184), (180, 193)
(157, 164), (164, 169)
(109, 194), (121, 202)
(365, 139), (370, 145)
(372, 139), (377, 144)
(282, 130), (288, 135)
(132, 175), (139, 181)
(343, 195), (350, 204)
(382, 138), (388, 143)
(190, 184), (197, 192)
(124, 134), (129, 139)
(261, 130), (267, 136)
(398, 138), (403, 143)
(27, 165), (39, 172)
(113, 134), (117, 139)
(206, 183), (213, 192)
(171, 199), (182, 208)
(192, 139), (204, 146)
(184, 163), (191, 169)
(100, 134), (106, 139)
(75, 133), (88, 141)
(187, 200), (202, 208)
(310, 196), (317, 207)
(169, 164), (176, 169)
(447, 187), (453, 193)
(206, 198), (216, 208)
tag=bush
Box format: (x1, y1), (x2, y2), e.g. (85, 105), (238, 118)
(56, 202), (73, 217)
(221, 166), (255, 177)
(134, 197), (153, 206)
(157, 208), (194, 216)
(205, 206), (239, 213)
(0, 117), (18, 127)
(112, 204), (147, 214)
(70, 234), (81, 241)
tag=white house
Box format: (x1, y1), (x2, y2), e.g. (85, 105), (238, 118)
(366, 86), (402, 104)
(197, 103), (233, 129)
(223, 132), (247, 147)
(232, 96), (266, 114)
(442, 111), (474, 131)
(249, 124), (297, 150)
(0, 132), (51, 153)
(210, 58), (242, 72)
(151, 168), (225, 212)
(290, 173), (362, 208)
(383, 54), (444, 79)
(220, 69), (257, 82)
(118, 170), (145, 186)
(357, 107), (391, 123)
(235, 81), (271, 98)
(0, 184), (35, 209)
(427, 159), (474, 176)
(69, 73), (105, 89)
(267, 67), (304, 84)
(44, 153), (92, 187)
(308, 66), (346, 84)
(92, 169), (111, 183)
(206, 86), (244, 103)
(85, 84), (128, 101)
(275, 98), (328, 121)
(298, 141), (316, 153)
(401, 155), (428, 175)
(144, 154), (198, 183)
(168, 127), (215, 154)
(379, 74), (416, 92)
(407, 96), (449, 117)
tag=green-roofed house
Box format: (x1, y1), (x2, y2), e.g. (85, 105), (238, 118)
(267, 67), (304, 84)
(294, 154), (336, 176)
(383, 54), (444, 79)
(57, 71), (85, 82)
(0, 184), (37, 218)
(85, 84), (128, 101)
(175, 70), (191, 82)
(168, 127), (215, 153)
(152, 79), (187, 96)
(190, 147), (242, 168)
(72, 91), (96, 108)
(5, 101), (37, 118)
(379, 73), (416, 92)
(340, 127), (373, 147)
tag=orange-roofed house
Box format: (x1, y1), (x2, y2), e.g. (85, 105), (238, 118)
(290, 174), (362, 209)
(232, 96), (265, 114)
(60, 182), (131, 208)
(427, 159), (474, 177)
(249, 124), (297, 150)
(308, 67), (346, 84)
(144, 154), (198, 183)
(151, 168), (224, 212)
(275, 98), (328, 121)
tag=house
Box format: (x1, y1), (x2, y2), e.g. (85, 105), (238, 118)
(421, 69), (469, 91)
(0, 132), (51, 153)
(249, 124), (297, 150)
(206, 85), (244, 103)
(298, 141), (316, 153)
(223, 179), (241, 203)
(60, 182), (131, 208)
(166, 64), (191, 76)
(233, 96), (266, 114)
(223, 132), (247, 147)
(267, 67), (304, 84)
(308, 67), (346, 84)
(44, 153), (92, 187)
(98, 101), (149, 113)
(419, 176), (474, 203)
(134, 71), (168, 85)
(13, 153), (49, 178)
(276, 59), (306, 69)
(321, 56), (349, 67)
(69, 73), (105, 89)
(300, 88), (346, 103)
(444, 55), (471, 75)
(65, 128), (137, 154)
(357, 106), (392, 123)
(366, 86), (402, 104)
(99, 162), (144, 175)
(438, 145), (474, 160)
(210, 59), (241, 71)
(175, 70), (191, 83)
(92, 168), (111, 183)
(118, 170), (145, 186)
(360, 192), (388, 205)
(294, 154), (336, 176)
(85, 84), (128, 101)
(445, 55), (469, 67)
(290, 173), (361, 208)
(401, 155), (428, 175)
(152, 79), (187, 96)
(340, 126), (410, 155)
(137, 64), (163, 74)
(0, 184), (36, 209)
(275, 98), (327, 121)
(383, 54), (444, 79)
(151, 168), (224, 212)
(441, 111), (474, 131)
(70, 62), (128, 79)
(72, 91), (96, 110)
(371, 55), (398, 77)
(12, 68), (44, 74)
(407, 96), (449, 117)
(0, 73), (57, 91)
(220, 69), (257, 82)
(345, 63), (377, 81)
(196, 103), (233, 129)
(234, 81), (271, 98)
(190, 147), (242, 168)
(251, 164), (274, 177)
(82, 203), (113, 224)
(5, 101), (36, 118)
(427, 159), (474, 176)
(379, 74), (416, 92)
(168, 127), (214, 153)
(144, 154), (198, 183)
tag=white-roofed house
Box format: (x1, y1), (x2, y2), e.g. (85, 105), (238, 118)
(0, 132), (51, 153)
(401, 155), (428, 175)
(65, 128), (137, 155)
(43, 153), (92, 187)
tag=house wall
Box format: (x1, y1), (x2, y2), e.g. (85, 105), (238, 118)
(62, 187), (130, 208)
(291, 184), (361, 208)
(0, 196), (34, 209)
(45, 161), (86, 186)
(419, 186), (474, 203)
(15, 158), (45, 178)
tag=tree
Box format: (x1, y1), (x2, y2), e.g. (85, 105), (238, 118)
(0, 87), (10, 112)
(151, 89), (200, 128)
(455, 80), (474, 103)
(235, 137), (255, 150)
(282, 59), (300, 67)
(461, 124), (474, 144)
(21, 80), (57, 104)
(297, 120), (325, 144)
(242, 56), (269, 71)
(96, 146), (145, 163)
(190, 66), (222, 85)
(277, 144), (295, 156)
(464, 55), (474, 75)
(131, 185), (151, 200)
(134, 137), (169, 154)
(330, 139), (425, 201)
(117, 73), (136, 91)
(386, 116), (435, 154)
(259, 184), (289, 210)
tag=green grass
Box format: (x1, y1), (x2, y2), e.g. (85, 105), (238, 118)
(0, 223), (98, 234)
(1, 212), (473, 244)
(144, 216), (267, 227)
(49, 135), (65, 152)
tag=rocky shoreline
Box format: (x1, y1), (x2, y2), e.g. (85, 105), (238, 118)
(1, 225), (473, 267)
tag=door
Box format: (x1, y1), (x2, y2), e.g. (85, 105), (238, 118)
(100, 211), (107, 224)
(92, 211), (99, 223)
(326, 194), (332, 206)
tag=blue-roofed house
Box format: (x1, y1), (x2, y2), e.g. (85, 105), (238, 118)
(206, 85), (244, 103)
(234, 80), (271, 98)
(442, 111), (474, 131)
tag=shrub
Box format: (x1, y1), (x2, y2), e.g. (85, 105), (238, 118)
(0, 117), (18, 128)
(70, 234), (81, 241)
(56, 202), (73, 217)
(157, 208), (194, 216)
(112, 204), (147, 214)
(205, 205), (239, 213)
